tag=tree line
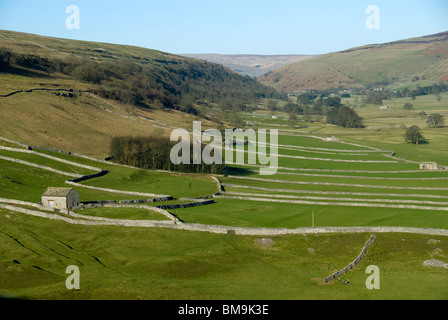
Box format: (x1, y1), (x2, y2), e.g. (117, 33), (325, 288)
(269, 94), (364, 128)
(109, 135), (225, 174)
(289, 81), (448, 107)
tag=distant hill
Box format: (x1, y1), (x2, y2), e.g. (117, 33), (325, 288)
(181, 54), (316, 78)
(258, 31), (448, 92)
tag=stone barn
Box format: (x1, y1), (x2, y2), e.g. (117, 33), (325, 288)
(42, 187), (80, 210)
(420, 162), (439, 171)
(325, 136), (340, 142)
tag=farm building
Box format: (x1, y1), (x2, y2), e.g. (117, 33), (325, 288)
(41, 187), (80, 210)
(325, 136), (340, 142)
(419, 162), (440, 171)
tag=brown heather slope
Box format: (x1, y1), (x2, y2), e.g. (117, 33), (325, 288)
(258, 31), (448, 92)
(0, 79), (216, 159)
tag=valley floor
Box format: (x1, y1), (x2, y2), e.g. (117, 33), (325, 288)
(0, 127), (447, 300)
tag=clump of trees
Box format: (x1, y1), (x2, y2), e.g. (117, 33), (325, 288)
(109, 135), (225, 174)
(279, 94), (363, 129)
(418, 111), (427, 119)
(398, 83), (448, 99)
(403, 103), (414, 110)
(326, 105), (364, 128)
(405, 125), (427, 144)
(321, 96), (364, 128)
(426, 113), (445, 128)
(365, 92), (383, 105)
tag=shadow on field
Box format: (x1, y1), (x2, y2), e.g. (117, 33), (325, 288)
(223, 166), (254, 176)
(0, 66), (50, 79)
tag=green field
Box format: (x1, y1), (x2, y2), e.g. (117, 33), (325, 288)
(1, 91), (448, 300)
(1, 212), (447, 300)
(76, 207), (171, 221)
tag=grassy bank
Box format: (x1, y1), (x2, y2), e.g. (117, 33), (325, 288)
(0, 212), (447, 300)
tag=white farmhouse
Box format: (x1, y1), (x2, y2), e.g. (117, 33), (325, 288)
(41, 187), (80, 210)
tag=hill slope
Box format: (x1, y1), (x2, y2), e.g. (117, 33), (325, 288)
(0, 30), (280, 108)
(258, 31), (448, 92)
(0, 30), (280, 157)
(181, 54), (316, 78)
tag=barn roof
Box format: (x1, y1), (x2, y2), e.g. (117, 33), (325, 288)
(42, 187), (75, 197)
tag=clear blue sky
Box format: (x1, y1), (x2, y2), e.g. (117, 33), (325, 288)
(0, 0), (447, 55)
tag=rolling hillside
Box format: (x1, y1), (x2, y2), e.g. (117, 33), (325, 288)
(1, 114), (448, 300)
(181, 54), (316, 78)
(258, 31), (448, 92)
(0, 30), (280, 158)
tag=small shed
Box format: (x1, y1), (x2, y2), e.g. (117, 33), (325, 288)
(420, 162), (439, 171)
(42, 187), (80, 210)
(325, 136), (340, 142)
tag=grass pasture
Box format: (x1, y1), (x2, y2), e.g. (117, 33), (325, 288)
(76, 207), (171, 221)
(1, 212), (447, 300)
(0, 92), (448, 300)
(208, 124), (448, 231)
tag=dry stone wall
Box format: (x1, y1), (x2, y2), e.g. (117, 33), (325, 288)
(118, 198), (174, 204)
(211, 176), (225, 194)
(323, 234), (375, 283)
(215, 194), (448, 211)
(222, 191), (448, 206)
(233, 148), (397, 164)
(0, 146), (102, 171)
(227, 176), (448, 191)
(68, 170), (110, 183)
(2, 200), (448, 237)
(222, 183), (448, 199)
(73, 204), (178, 224)
(156, 199), (215, 210)
(0, 203), (175, 228)
(0, 155), (83, 178)
(0, 137), (28, 148)
(65, 180), (171, 198)
(239, 164), (424, 174)
(0, 88), (84, 98)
